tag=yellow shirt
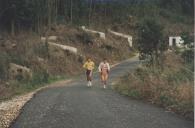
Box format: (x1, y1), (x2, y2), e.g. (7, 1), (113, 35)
(83, 61), (95, 70)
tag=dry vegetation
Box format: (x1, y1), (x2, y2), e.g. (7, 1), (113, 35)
(114, 52), (194, 120)
(0, 25), (135, 101)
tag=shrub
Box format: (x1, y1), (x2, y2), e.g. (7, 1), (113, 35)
(31, 71), (49, 86)
(0, 52), (10, 80)
(100, 44), (115, 51)
(137, 18), (166, 67)
(181, 49), (194, 65)
(77, 32), (94, 45)
(114, 53), (194, 119)
(33, 42), (49, 59)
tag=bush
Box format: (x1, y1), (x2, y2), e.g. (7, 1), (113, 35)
(82, 32), (94, 45)
(137, 18), (166, 66)
(114, 53), (194, 119)
(0, 52), (10, 80)
(181, 49), (194, 64)
(33, 42), (49, 59)
(166, 68), (193, 84)
(31, 71), (49, 86)
(100, 44), (115, 51)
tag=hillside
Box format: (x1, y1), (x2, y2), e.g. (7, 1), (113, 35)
(0, 0), (193, 101)
(0, 25), (135, 101)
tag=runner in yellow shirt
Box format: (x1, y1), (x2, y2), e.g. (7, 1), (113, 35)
(83, 57), (95, 87)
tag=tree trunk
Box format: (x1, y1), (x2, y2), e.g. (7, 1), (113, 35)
(55, 0), (58, 25)
(48, 0), (51, 30)
(11, 19), (15, 36)
(70, 0), (73, 24)
(88, 0), (93, 26)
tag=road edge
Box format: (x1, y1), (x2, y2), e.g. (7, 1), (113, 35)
(0, 79), (72, 128)
(0, 55), (139, 128)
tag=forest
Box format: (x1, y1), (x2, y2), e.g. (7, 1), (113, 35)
(0, 0), (193, 35)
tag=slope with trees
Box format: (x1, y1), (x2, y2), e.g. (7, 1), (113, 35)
(0, 0), (193, 108)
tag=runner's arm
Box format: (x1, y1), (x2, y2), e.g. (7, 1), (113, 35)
(92, 62), (95, 70)
(83, 62), (87, 69)
(98, 63), (102, 72)
(107, 63), (111, 72)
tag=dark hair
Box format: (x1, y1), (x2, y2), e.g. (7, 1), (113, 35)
(103, 58), (107, 60)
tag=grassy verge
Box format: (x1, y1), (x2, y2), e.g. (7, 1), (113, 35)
(113, 53), (194, 120)
(0, 75), (68, 102)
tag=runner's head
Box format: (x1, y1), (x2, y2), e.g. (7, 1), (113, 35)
(87, 57), (91, 62)
(103, 58), (107, 63)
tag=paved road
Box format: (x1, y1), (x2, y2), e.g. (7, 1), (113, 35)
(11, 57), (193, 128)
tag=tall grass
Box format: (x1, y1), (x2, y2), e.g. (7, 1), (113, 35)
(114, 53), (194, 120)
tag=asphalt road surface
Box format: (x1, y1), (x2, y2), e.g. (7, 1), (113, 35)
(11, 56), (193, 128)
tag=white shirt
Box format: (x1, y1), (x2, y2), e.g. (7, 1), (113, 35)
(98, 62), (110, 72)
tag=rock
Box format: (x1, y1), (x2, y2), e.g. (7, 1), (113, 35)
(11, 43), (17, 48)
(0, 40), (17, 49)
(9, 63), (32, 80)
(5, 82), (10, 86)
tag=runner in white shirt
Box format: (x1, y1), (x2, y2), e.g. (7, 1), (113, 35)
(98, 58), (110, 89)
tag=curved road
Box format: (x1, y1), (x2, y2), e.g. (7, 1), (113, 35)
(11, 57), (193, 128)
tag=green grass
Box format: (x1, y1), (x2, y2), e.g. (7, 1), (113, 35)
(0, 74), (69, 102)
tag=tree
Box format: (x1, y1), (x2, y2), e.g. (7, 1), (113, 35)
(88, 0), (93, 26)
(181, 32), (194, 66)
(181, 32), (194, 48)
(70, 0), (73, 24)
(158, 0), (194, 15)
(137, 18), (166, 67)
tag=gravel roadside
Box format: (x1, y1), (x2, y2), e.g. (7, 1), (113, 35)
(0, 80), (72, 128)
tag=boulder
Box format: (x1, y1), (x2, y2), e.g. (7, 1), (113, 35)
(9, 63), (32, 80)
(1, 40), (17, 49)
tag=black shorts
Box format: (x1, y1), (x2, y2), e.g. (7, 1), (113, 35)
(86, 70), (92, 76)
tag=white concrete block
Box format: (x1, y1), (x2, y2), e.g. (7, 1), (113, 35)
(41, 36), (57, 43)
(49, 42), (77, 54)
(108, 29), (133, 47)
(48, 36), (57, 41)
(81, 26), (106, 40)
(41, 37), (46, 43)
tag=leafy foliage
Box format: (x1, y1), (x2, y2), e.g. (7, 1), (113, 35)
(181, 32), (194, 48)
(0, 0), (193, 34)
(137, 18), (167, 66)
(157, 0), (194, 15)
